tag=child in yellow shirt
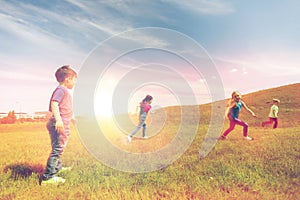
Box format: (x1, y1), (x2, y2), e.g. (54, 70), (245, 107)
(262, 99), (280, 129)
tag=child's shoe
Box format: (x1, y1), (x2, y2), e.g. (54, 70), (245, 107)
(244, 136), (254, 141)
(128, 135), (132, 142)
(40, 176), (66, 186)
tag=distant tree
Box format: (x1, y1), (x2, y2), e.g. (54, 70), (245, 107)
(0, 110), (17, 124)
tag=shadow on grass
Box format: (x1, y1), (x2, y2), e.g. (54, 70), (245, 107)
(3, 162), (44, 180)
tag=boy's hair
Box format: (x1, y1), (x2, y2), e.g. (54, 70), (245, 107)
(55, 65), (77, 83)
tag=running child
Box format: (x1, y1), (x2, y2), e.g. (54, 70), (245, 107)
(128, 95), (153, 142)
(220, 91), (257, 141)
(262, 98), (280, 128)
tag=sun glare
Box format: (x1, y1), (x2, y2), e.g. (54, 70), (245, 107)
(95, 88), (114, 119)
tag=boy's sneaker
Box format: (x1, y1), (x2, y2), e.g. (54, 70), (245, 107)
(40, 176), (66, 186)
(142, 136), (148, 139)
(128, 135), (132, 142)
(244, 136), (254, 141)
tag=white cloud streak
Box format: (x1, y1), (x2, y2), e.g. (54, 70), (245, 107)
(163, 0), (235, 15)
(214, 53), (300, 77)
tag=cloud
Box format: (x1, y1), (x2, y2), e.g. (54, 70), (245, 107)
(242, 67), (248, 75)
(0, 70), (52, 82)
(230, 68), (237, 73)
(214, 53), (300, 77)
(0, 0), (234, 61)
(0, 3), (86, 55)
(163, 0), (235, 15)
(0, 1), (114, 52)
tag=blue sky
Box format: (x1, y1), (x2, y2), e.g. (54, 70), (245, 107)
(0, 0), (299, 114)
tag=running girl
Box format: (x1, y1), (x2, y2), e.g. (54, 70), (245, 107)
(128, 95), (153, 142)
(220, 91), (256, 141)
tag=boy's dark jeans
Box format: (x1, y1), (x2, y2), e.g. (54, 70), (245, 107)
(42, 118), (70, 180)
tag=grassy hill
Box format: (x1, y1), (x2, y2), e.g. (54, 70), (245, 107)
(239, 82), (300, 126)
(194, 82), (300, 127)
(0, 83), (299, 200)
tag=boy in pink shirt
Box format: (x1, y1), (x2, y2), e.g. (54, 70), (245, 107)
(39, 65), (77, 185)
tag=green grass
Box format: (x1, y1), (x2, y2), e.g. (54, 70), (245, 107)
(1, 83), (299, 199)
(0, 121), (299, 200)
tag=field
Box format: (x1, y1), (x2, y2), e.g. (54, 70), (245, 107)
(1, 83), (300, 200)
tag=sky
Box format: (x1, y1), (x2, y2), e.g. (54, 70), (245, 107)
(0, 0), (300, 116)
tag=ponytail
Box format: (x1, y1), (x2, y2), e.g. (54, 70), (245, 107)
(142, 95), (153, 103)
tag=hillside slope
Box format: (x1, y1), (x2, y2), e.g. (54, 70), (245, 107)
(238, 83), (300, 127)
(163, 83), (300, 127)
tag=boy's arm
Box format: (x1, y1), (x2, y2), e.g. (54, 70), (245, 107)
(242, 101), (256, 117)
(50, 101), (64, 134)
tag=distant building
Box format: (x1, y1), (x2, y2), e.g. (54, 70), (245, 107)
(34, 111), (51, 121)
(0, 112), (30, 119)
(0, 111), (52, 123)
(15, 112), (29, 119)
